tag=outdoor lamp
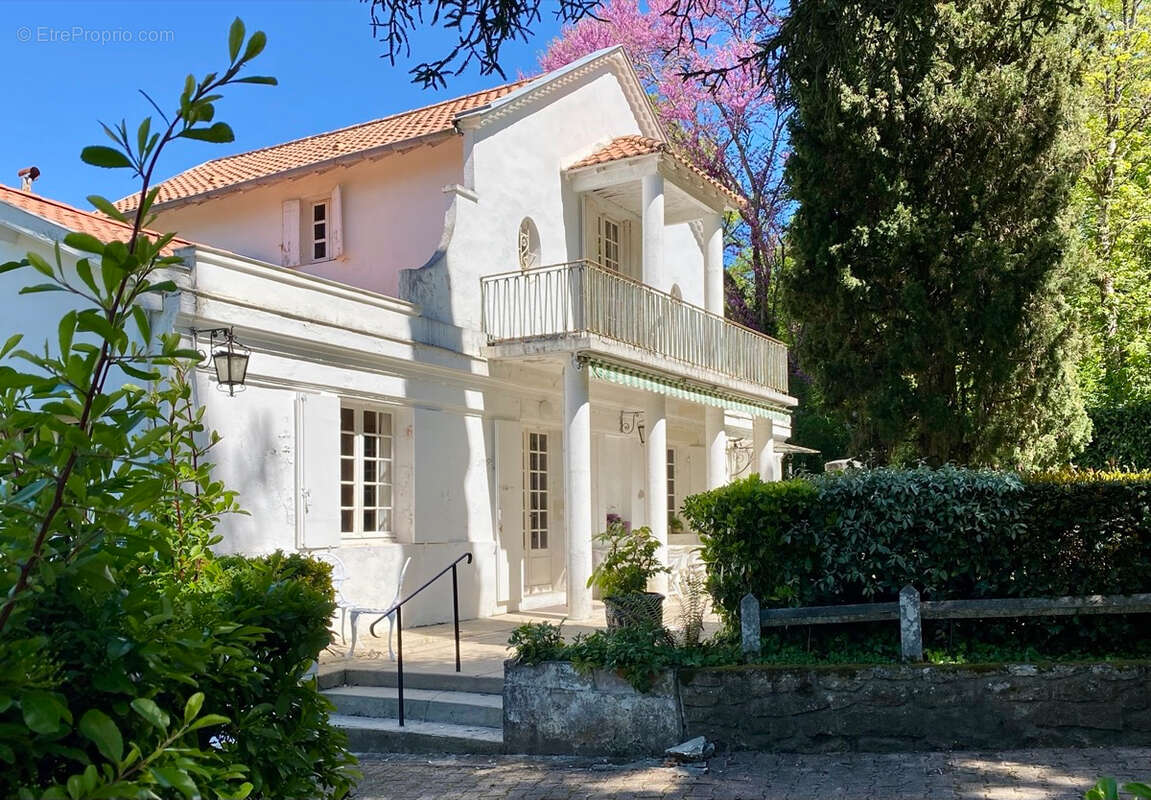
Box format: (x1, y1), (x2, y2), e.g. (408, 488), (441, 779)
(194, 327), (250, 396)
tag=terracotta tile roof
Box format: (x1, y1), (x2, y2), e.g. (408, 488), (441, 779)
(0, 185), (192, 255)
(568, 135), (745, 208)
(118, 80), (532, 212)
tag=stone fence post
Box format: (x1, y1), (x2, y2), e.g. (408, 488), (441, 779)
(899, 585), (923, 662)
(741, 593), (761, 658)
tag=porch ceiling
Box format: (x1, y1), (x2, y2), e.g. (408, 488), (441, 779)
(566, 153), (733, 224)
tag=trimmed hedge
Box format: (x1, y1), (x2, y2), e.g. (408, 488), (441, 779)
(683, 467), (1151, 632)
(1078, 403), (1151, 471)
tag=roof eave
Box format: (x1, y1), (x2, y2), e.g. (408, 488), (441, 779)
(126, 128), (460, 214)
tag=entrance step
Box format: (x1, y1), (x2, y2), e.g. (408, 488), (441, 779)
(325, 685), (502, 729)
(322, 668), (504, 754)
(331, 714), (504, 755)
(341, 666), (504, 695)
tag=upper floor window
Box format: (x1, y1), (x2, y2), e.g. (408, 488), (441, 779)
(518, 217), (540, 269)
(280, 185), (342, 268)
(340, 404), (394, 539)
(311, 201), (329, 261)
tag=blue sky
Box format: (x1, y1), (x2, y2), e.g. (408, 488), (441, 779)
(1, 1), (562, 208)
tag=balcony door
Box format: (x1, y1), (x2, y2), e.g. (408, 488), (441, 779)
(583, 196), (637, 279)
(523, 430), (554, 592)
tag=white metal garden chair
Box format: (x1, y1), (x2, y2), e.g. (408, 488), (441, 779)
(313, 552), (411, 660)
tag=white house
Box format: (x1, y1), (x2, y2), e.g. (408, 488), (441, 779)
(0, 47), (796, 630)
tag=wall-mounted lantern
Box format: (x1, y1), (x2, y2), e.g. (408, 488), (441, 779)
(619, 410), (645, 444)
(194, 327), (250, 397)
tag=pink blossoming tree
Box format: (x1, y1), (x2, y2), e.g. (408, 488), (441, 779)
(540, 0), (789, 334)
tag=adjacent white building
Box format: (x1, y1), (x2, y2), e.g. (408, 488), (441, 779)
(0, 47), (795, 630)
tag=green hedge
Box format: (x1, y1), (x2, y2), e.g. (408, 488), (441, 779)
(683, 468), (1151, 644)
(0, 551), (357, 800)
(1078, 403), (1151, 471)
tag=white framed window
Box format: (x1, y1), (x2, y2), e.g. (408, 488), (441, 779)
(282, 186), (342, 267)
(597, 215), (622, 272)
(667, 447), (678, 518)
(340, 404), (394, 539)
(524, 432), (549, 551)
(311, 200), (329, 261)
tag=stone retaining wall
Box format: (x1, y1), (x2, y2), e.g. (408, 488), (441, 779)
(504, 660), (1151, 755)
(680, 662), (1151, 752)
(503, 661), (682, 756)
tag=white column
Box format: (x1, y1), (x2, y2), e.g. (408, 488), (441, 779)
(753, 416), (779, 482)
(563, 357), (593, 619)
(703, 213), (724, 316)
(642, 172), (665, 289)
(705, 406), (727, 489)
(644, 392), (669, 595)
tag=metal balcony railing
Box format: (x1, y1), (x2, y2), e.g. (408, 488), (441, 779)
(480, 260), (789, 394)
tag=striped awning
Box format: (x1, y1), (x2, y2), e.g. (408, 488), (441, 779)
(584, 358), (790, 422)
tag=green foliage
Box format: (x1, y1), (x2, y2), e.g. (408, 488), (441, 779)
(586, 518), (669, 598)
(507, 621), (566, 664)
(778, 0), (1090, 468)
(1087, 777), (1151, 800)
(1078, 403), (1151, 470)
(0, 21), (354, 799)
(1072, 0), (1151, 407)
(680, 475), (818, 619)
(684, 468), (1151, 647)
(507, 622), (740, 693)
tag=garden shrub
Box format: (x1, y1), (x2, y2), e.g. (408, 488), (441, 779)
(0, 22), (356, 798)
(680, 475), (818, 618)
(1078, 403), (1151, 471)
(508, 621), (741, 692)
(683, 467), (1151, 656)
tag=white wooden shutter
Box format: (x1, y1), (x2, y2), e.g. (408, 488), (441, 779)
(295, 391), (341, 549)
(281, 199), (300, 267)
(329, 185), (344, 259)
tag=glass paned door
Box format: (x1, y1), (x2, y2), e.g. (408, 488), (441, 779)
(523, 431), (552, 590)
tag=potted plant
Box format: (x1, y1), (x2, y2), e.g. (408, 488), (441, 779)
(588, 515), (670, 629)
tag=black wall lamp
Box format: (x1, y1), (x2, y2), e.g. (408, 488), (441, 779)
(193, 327), (250, 397)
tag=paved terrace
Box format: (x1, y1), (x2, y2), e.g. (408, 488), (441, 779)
(319, 602), (722, 679)
(355, 749), (1149, 800)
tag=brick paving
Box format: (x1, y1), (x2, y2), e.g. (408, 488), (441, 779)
(354, 748), (1151, 800)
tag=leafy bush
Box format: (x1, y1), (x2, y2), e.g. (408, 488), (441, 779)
(507, 622), (566, 664)
(0, 21), (356, 798)
(1078, 403), (1151, 471)
(1087, 777), (1151, 800)
(680, 475), (818, 617)
(683, 467), (1151, 655)
(507, 622), (740, 692)
(587, 516), (668, 597)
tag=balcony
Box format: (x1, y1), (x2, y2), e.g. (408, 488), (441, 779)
(480, 260), (789, 397)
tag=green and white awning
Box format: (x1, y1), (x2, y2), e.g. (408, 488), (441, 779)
(584, 358), (790, 422)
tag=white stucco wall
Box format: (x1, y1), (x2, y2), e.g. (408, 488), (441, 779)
(404, 65), (653, 330)
(155, 139), (464, 299)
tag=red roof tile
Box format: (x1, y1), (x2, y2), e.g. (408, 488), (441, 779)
(568, 135), (745, 208)
(1, 185), (192, 255)
(118, 80), (531, 211)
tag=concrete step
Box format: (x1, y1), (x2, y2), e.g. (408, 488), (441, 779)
(331, 714), (503, 755)
(324, 685), (503, 729)
(340, 666), (504, 695)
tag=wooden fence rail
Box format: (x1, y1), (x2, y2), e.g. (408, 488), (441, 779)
(740, 588), (1151, 662)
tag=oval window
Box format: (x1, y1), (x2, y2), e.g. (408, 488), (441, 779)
(518, 218), (540, 269)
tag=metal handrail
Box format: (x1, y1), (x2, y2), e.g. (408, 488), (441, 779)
(367, 551), (473, 727)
